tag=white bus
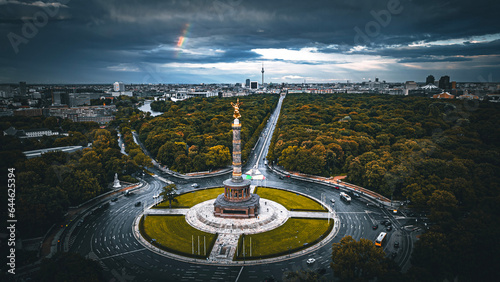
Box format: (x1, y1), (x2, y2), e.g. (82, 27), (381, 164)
(375, 232), (387, 247)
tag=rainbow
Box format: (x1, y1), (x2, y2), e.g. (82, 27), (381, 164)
(175, 23), (191, 57)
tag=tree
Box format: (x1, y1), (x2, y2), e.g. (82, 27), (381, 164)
(38, 252), (104, 282)
(283, 269), (326, 282)
(205, 145), (231, 169)
(427, 189), (459, 228)
(331, 236), (388, 282)
(160, 183), (179, 208)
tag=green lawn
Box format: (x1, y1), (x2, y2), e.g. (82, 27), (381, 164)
(154, 187), (224, 208)
(255, 187), (326, 211)
(235, 218), (333, 260)
(140, 215), (217, 258)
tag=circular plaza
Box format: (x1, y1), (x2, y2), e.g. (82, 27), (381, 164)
(134, 186), (338, 265)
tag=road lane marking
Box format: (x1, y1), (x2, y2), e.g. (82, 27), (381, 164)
(99, 248), (147, 260)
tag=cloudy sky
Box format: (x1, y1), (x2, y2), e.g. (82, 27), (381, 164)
(1, 0), (499, 84)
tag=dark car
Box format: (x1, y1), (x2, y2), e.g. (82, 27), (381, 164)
(111, 197), (118, 202)
(372, 224), (378, 230)
(394, 241), (400, 248)
(386, 225), (393, 231)
(135, 201), (141, 207)
(279, 176), (284, 180)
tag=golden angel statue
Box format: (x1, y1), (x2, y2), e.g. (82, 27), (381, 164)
(231, 98), (243, 119)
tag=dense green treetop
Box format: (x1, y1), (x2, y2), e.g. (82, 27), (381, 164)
(138, 95), (278, 173)
(270, 94), (500, 281)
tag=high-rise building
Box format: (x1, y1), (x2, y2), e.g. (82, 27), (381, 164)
(439, 75), (450, 90)
(113, 82), (125, 92)
(250, 81), (258, 89)
(52, 91), (62, 105)
(245, 79), (250, 87)
(19, 82), (26, 97)
(426, 75), (435, 85)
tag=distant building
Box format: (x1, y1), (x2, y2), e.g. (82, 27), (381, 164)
(0, 85), (13, 98)
(486, 94), (500, 102)
(69, 93), (101, 107)
(19, 82), (26, 97)
(439, 75), (451, 90)
(433, 92), (455, 99)
(49, 105), (117, 124)
(52, 91), (62, 105)
(426, 75), (435, 85)
(3, 127), (59, 138)
(186, 91), (217, 98)
(52, 91), (69, 106)
(14, 108), (49, 117)
(250, 81), (258, 89)
(23, 146), (83, 159)
(245, 79), (250, 87)
(405, 81), (417, 95)
(457, 93), (479, 100)
(113, 82), (125, 92)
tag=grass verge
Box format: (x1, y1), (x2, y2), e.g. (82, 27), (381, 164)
(154, 187), (224, 208)
(234, 218), (333, 260)
(255, 187), (326, 211)
(139, 215), (217, 259)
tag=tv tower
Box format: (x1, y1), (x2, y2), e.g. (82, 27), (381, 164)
(261, 63), (265, 88)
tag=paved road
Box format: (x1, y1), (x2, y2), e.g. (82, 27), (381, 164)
(67, 94), (415, 281)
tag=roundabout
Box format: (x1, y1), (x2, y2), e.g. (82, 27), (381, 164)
(135, 186), (338, 265)
(62, 96), (413, 281)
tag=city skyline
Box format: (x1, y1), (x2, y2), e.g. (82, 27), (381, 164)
(1, 0), (499, 84)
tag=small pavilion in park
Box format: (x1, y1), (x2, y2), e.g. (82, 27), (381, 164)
(213, 99), (260, 218)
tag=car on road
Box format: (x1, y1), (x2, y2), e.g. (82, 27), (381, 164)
(279, 176), (284, 180)
(111, 197), (118, 202)
(191, 183), (199, 188)
(372, 224), (378, 230)
(386, 225), (393, 231)
(349, 191), (361, 198)
(340, 192), (351, 203)
(306, 258), (316, 264)
(135, 201), (141, 207)
(394, 241), (399, 248)
(330, 199), (335, 204)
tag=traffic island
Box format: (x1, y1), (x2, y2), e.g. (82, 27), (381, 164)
(136, 186), (338, 265)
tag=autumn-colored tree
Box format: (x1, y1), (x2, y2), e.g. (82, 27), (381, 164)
(160, 183), (179, 208)
(331, 236), (388, 282)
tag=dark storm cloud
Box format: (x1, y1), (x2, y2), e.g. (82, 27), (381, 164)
(0, 0), (499, 82)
